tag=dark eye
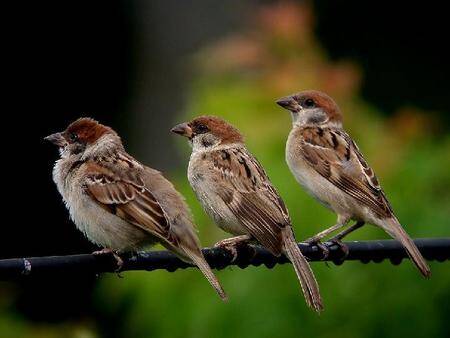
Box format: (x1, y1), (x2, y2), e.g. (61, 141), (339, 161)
(69, 133), (79, 142)
(196, 124), (209, 134)
(304, 98), (315, 108)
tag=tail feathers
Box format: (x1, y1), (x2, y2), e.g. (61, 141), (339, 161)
(183, 247), (228, 301)
(383, 218), (431, 278)
(282, 227), (323, 313)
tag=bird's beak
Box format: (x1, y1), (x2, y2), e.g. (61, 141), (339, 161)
(171, 122), (193, 139)
(44, 132), (66, 147)
(276, 96), (295, 109)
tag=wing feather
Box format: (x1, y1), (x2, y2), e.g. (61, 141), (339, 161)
(299, 127), (393, 218)
(208, 148), (290, 255)
(83, 157), (173, 244)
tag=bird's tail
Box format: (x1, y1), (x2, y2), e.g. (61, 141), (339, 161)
(282, 227), (323, 313)
(382, 218), (431, 278)
(182, 246), (228, 301)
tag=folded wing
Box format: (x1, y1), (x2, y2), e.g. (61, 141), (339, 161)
(208, 148), (291, 255)
(299, 127), (393, 218)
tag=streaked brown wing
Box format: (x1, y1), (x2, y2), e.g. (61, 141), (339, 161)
(300, 127), (393, 218)
(210, 148), (290, 255)
(83, 157), (177, 244)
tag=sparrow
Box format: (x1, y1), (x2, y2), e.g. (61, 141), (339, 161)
(277, 90), (431, 278)
(45, 117), (227, 300)
(171, 116), (323, 312)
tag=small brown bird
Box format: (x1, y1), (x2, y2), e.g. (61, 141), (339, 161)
(277, 90), (431, 278)
(171, 116), (323, 312)
(45, 117), (227, 300)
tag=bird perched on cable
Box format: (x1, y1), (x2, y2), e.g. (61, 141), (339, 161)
(171, 116), (323, 312)
(45, 117), (227, 300)
(277, 90), (431, 278)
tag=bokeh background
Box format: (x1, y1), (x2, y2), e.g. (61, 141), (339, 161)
(3, 1), (449, 337)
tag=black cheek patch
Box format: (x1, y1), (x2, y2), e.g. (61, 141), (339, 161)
(307, 114), (327, 124)
(201, 138), (213, 147)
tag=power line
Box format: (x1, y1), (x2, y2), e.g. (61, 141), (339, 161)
(0, 238), (448, 280)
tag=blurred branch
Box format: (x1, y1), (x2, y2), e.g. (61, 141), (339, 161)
(0, 238), (448, 280)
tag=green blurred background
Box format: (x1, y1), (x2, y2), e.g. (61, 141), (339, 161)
(2, 1), (449, 337)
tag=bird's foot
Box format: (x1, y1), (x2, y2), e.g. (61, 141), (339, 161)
(93, 248), (124, 272)
(304, 237), (330, 260)
(327, 239), (349, 261)
(214, 239), (239, 263)
(214, 236), (251, 263)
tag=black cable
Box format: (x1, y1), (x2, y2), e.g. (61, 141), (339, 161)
(0, 238), (448, 280)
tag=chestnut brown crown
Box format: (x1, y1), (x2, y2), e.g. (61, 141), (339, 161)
(63, 117), (115, 145)
(190, 116), (244, 144)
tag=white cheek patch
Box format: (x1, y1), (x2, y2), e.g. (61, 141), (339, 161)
(59, 146), (70, 158)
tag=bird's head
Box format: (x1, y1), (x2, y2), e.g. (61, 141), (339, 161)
(171, 116), (244, 150)
(276, 90), (343, 127)
(45, 117), (122, 158)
